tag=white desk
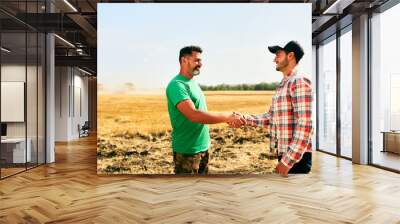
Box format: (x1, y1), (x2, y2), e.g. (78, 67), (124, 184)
(1, 138), (32, 163)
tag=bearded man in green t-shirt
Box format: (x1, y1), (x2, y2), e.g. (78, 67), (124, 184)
(166, 46), (244, 174)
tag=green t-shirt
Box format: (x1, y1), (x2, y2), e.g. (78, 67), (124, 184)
(166, 74), (210, 154)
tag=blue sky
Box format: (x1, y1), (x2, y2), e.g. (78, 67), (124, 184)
(98, 3), (311, 90)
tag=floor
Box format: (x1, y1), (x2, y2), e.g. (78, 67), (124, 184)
(0, 135), (400, 223)
(372, 150), (400, 171)
(1, 163), (43, 178)
(0, 167), (26, 178)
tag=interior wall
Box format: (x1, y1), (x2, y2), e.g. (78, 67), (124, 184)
(55, 66), (69, 141)
(1, 61), (46, 168)
(55, 66), (89, 141)
(1, 64), (39, 138)
(74, 69), (89, 139)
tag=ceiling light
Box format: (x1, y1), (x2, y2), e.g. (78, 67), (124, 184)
(63, 0), (78, 12)
(76, 48), (85, 55)
(54, 34), (75, 48)
(323, 0), (342, 14)
(78, 67), (92, 76)
(322, 0), (355, 15)
(1, 47), (11, 53)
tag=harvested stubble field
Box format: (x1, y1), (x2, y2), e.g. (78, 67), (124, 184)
(98, 91), (278, 174)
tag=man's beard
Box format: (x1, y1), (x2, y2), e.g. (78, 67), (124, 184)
(192, 67), (201, 76)
(275, 58), (289, 72)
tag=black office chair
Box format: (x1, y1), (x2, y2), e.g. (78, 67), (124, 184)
(79, 121), (90, 138)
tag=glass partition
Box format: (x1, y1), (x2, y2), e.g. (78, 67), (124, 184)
(370, 3), (400, 171)
(0, 1), (46, 179)
(339, 28), (352, 158)
(1, 31), (28, 177)
(317, 35), (337, 155)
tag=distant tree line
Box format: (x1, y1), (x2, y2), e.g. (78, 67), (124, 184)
(199, 82), (279, 91)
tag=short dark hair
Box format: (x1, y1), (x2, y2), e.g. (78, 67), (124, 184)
(179, 46), (202, 63)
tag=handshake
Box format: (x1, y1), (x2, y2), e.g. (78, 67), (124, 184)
(227, 112), (248, 128)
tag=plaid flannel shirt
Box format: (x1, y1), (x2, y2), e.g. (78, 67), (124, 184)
(246, 70), (313, 169)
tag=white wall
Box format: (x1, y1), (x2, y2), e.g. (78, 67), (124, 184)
(1, 65), (26, 140)
(55, 66), (69, 141)
(72, 72), (89, 138)
(55, 66), (89, 141)
(1, 65), (39, 138)
(1, 65), (25, 127)
(1, 63), (46, 163)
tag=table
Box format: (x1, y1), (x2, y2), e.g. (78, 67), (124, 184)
(1, 138), (32, 163)
(381, 131), (400, 154)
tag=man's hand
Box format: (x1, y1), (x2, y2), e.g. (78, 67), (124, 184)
(275, 161), (290, 177)
(227, 112), (246, 128)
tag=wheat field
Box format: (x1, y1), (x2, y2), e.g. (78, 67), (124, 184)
(97, 91), (278, 174)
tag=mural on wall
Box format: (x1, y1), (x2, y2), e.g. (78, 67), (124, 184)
(97, 3), (312, 175)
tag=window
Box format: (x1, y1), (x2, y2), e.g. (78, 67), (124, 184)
(318, 36), (337, 154)
(339, 28), (352, 158)
(371, 3), (400, 171)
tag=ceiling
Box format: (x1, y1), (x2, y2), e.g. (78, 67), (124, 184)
(0, 0), (393, 76)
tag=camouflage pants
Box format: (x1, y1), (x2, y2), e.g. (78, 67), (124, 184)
(173, 150), (209, 174)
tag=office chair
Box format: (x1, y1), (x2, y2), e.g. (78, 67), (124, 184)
(79, 121), (90, 138)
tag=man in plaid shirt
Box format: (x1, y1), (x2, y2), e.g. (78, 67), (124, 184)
(232, 41), (313, 176)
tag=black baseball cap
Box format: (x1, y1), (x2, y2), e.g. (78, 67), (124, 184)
(268, 40), (304, 63)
